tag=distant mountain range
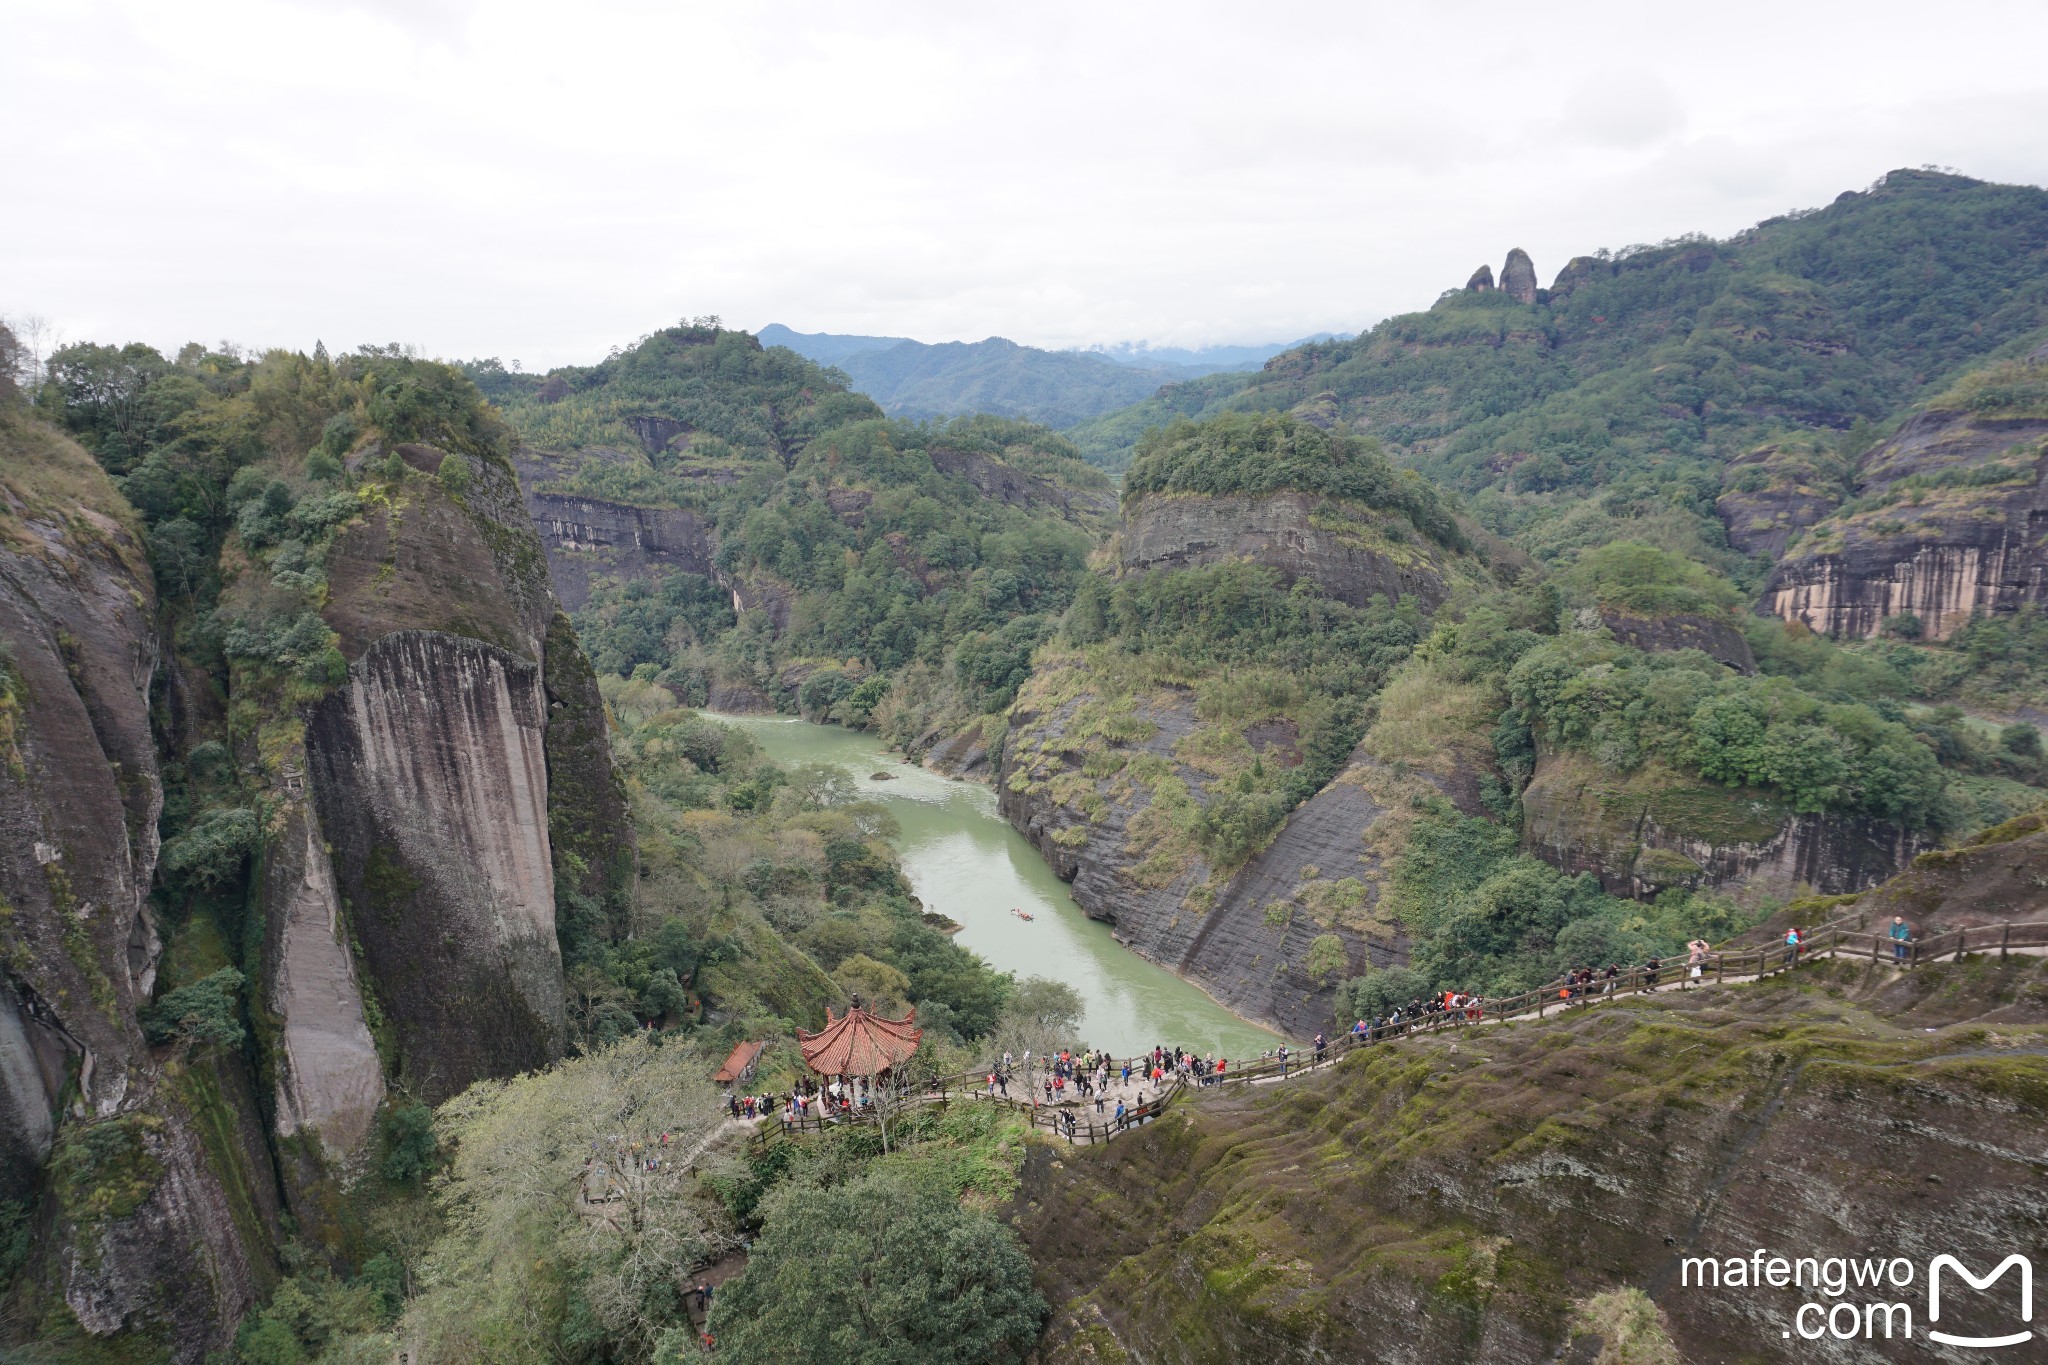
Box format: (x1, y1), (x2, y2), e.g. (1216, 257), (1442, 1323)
(755, 324), (1348, 430)
(1076, 336), (1350, 375)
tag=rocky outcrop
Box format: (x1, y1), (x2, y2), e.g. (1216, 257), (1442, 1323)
(1498, 247), (1539, 304)
(1181, 768), (1412, 1034)
(1461, 253), (1538, 302)
(626, 415), (688, 455)
(1120, 490), (1470, 612)
(1000, 683), (1421, 1035)
(929, 446), (1073, 515)
(705, 678), (776, 713)
(727, 569), (794, 631)
(280, 448), (626, 1115)
(521, 492), (717, 612)
(920, 724), (993, 781)
(308, 630), (562, 1097)
(0, 416), (257, 1358)
(1765, 408), (2048, 640)
(1715, 437), (1847, 559)
(262, 803), (383, 1160)
(1520, 752), (1931, 900)
(1548, 254), (1611, 297)
(1840, 806), (2048, 931)
(1019, 962), (2048, 1363)
(1598, 609), (1756, 672)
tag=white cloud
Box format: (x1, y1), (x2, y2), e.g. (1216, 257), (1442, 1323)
(3, 0), (2046, 367)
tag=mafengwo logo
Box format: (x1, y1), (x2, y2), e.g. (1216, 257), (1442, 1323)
(1928, 1256), (2032, 1350)
(1680, 1250), (2033, 1347)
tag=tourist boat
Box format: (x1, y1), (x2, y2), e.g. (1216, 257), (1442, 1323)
(1011, 908), (1034, 921)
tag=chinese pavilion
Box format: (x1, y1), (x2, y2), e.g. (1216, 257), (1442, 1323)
(796, 1004), (922, 1080)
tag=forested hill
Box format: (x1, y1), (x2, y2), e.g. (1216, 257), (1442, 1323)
(1069, 168), (2048, 485)
(472, 323), (1114, 749)
(833, 337), (1186, 429)
(759, 327), (1198, 429)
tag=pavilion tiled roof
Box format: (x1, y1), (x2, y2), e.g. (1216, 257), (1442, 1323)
(713, 1039), (765, 1084)
(797, 1005), (922, 1077)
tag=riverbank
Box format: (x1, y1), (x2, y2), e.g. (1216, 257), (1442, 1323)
(708, 713), (1280, 1057)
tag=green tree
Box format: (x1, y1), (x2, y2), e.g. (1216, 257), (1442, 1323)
(141, 967), (245, 1049)
(708, 1171), (1045, 1363)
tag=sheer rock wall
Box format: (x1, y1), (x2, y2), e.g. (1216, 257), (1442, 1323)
(0, 427), (257, 1358)
(1765, 409), (2048, 640)
(999, 693), (1415, 1037)
(307, 630), (563, 1095)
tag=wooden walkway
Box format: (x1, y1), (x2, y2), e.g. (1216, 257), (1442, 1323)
(753, 917), (2048, 1149)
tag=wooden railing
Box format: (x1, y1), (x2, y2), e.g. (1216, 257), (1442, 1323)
(753, 919), (2048, 1148)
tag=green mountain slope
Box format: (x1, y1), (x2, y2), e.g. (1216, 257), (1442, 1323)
(485, 324), (1115, 751)
(1076, 169), (2048, 499)
(832, 336), (1186, 428)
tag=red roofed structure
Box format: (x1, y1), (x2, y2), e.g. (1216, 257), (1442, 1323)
(713, 1039), (765, 1085)
(797, 1005), (922, 1078)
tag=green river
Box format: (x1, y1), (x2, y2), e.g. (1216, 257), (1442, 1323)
(712, 714), (1280, 1058)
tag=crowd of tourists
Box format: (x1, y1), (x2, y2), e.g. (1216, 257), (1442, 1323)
(720, 1076), (897, 1128)
(735, 919), (1924, 1144)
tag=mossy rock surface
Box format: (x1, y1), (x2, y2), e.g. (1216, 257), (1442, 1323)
(1019, 962), (2048, 1363)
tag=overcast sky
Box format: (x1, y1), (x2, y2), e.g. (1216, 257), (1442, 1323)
(6, 0), (2047, 370)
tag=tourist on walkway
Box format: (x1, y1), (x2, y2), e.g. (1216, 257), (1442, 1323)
(1889, 916), (1911, 963)
(1785, 926), (1802, 966)
(1686, 939), (1709, 986)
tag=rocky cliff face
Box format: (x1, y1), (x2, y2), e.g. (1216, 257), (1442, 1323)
(1000, 681), (1436, 1036)
(0, 416), (256, 1358)
(1018, 959), (2048, 1363)
(1765, 408), (2048, 640)
(307, 631), (562, 1093)
(1520, 751), (1931, 900)
(929, 446), (1082, 516)
(1120, 490), (1472, 612)
(1716, 436), (1849, 559)
(262, 801), (383, 1160)
(289, 447), (621, 1104)
(1597, 609), (1757, 672)
(521, 491), (717, 612)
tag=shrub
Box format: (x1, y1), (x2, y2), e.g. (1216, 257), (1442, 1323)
(160, 807), (261, 890)
(1304, 933), (1348, 985)
(377, 1103), (440, 1186)
(142, 967), (245, 1049)
(1336, 966), (1429, 1021)
(1194, 789), (1286, 868)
